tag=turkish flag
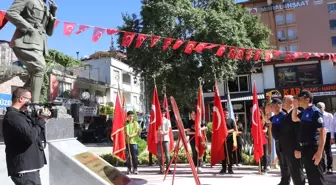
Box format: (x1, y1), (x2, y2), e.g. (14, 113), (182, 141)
(319, 53), (325, 59)
(184, 41), (197, 54)
(162, 38), (174, 51)
(54, 20), (60, 28)
(273, 50), (282, 57)
(111, 92), (126, 162)
(63, 22), (76, 36)
(227, 46), (237, 59)
(245, 49), (254, 61)
(251, 81), (266, 163)
(195, 87), (206, 158)
(205, 44), (218, 49)
(92, 27), (106, 42)
(210, 81), (228, 167)
(135, 34), (148, 48)
(0, 11), (8, 30)
(216, 45), (227, 56)
(107, 29), (119, 35)
(121, 32), (136, 47)
(147, 85), (163, 156)
(163, 92), (174, 151)
(284, 52), (293, 62)
(235, 48), (245, 60)
(253, 49), (262, 61)
(303, 52), (311, 60)
(172, 39), (185, 50)
(75, 24), (90, 35)
(150, 35), (161, 47)
(264, 50), (273, 62)
(313, 53), (321, 57)
(293, 52), (301, 61)
(194, 43), (208, 53)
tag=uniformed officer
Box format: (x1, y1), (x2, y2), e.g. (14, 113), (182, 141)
(5, 0), (57, 103)
(292, 90), (326, 185)
(281, 95), (305, 185)
(266, 98), (290, 185)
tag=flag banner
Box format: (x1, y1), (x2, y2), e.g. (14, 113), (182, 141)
(111, 93), (126, 161)
(75, 24), (90, 35)
(92, 27), (106, 42)
(63, 22), (76, 36)
(195, 87), (207, 159)
(163, 92), (174, 151)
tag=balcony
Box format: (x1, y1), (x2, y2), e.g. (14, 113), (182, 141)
(276, 21), (285, 26)
(278, 38), (287, 42)
(286, 19), (296, 25)
(288, 36), (297, 41)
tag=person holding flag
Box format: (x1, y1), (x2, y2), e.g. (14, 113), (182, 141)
(125, 111), (141, 175)
(157, 107), (172, 174)
(210, 81), (228, 167)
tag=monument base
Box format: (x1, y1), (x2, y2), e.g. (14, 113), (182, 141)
(0, 118), (132, 185)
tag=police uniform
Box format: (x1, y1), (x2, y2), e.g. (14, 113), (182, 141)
(270, 105), (290, 185)
(298, 105), (325, 185)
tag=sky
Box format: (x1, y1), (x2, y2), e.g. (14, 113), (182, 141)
(0, 0), (142, 58)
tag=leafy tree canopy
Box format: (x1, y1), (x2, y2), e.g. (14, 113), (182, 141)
(118, 0), (271, 109)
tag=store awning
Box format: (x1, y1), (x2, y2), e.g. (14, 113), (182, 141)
(226, 94), (265, 102)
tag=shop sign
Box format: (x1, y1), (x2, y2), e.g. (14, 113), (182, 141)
(0, 94), (12, 108)
(82, 106), (98, 117)
(313, 0), (323, 5)
(264, 84), (336, 97)
(261, 0), (309, 13)
(98, 105), (114, 115)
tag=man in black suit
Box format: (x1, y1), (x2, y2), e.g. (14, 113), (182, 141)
(3, 87), (47, 185)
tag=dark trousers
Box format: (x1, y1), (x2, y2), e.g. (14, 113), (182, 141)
(233, 139), (242, 164)
(275, 140), (290, 185)
(126, 144), (138, 170)
(149, 152), (153, 165)
(11, 171), (41, 185)
(261, 144), (268, 170)
(284, 153), (305, 185)
(221, 139), (233, 171)
(322, 132), (333, 170)
(190, 140), (202, 167)
(302, 144), (325, 185)
(157, 141), (170, 171)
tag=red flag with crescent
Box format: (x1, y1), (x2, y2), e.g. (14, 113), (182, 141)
(284, 52), (293, 62)
(273, 50), (282, 57)
(135, 34), (148, 48)
(121, 32), (136, 47)
(111, 92), (126, 162)
(63, 22), (76, 36)
(147, 85), (163, 156)
(253, 49), (262, 61)
(92, 27), (106, 42)
(195, 87), (206, 158)
(107, 29), (119, 35)
(194, 43), (208, 53)
(264, 50), (273, 62)
(172, 39), (185, 50)
(184, 41), (197, 54)
(150, 35), (161, 47)
(303, 52), (311, 60)
(54, 20), (60, 28)
(235, 48), (245, 60)
(163, 91), (175, 151)
(162, 38), (174, 51)
(0, 11), (8, 30)
(210, 81), (228, 167)
(251, 81), (266, 163)
(216, 45), (227, 56)
(245, 49), (254, 61)
(75, 24), (90, 35)
(227, 46), (237, 59)
(293, 52), (301, 61)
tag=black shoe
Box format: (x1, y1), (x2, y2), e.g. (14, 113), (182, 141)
(327, 169), (333, 174)
(219, 169), (226, 174)
(133, 169), (138, 175)
(126, 169), (131, 175)
(228, 170), (234, 174)
(261, 169), (268, 174)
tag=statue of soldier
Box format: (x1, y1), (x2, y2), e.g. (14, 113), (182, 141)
(5, 0), (57, 103)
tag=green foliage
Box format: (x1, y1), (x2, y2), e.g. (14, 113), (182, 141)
(133, 137), (147, 154)
(133, 108), (139, 122)
(206, 122), (213, 142)
(39, 73), (50, 103)
(117, 0), (271, 109)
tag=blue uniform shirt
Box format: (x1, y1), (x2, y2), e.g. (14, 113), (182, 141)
(270, 111), (286, 140)
(298, 105), (324, 143)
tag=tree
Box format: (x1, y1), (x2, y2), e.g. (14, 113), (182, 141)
(39, 49), (82, 103)
(117, 0), (271, 109)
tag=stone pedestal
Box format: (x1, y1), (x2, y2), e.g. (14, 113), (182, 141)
(0, 118), (132, 185)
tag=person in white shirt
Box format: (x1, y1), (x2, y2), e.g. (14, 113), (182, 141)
(157, 107), (172, 174)
(316, 102), (334, 174)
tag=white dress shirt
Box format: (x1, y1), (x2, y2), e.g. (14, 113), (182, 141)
(323, 112), (334, 138)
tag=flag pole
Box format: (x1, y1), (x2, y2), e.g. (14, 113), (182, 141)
(259, 161), (261, 175)
(118, 78), (133, 172)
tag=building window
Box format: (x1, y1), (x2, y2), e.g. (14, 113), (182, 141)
(122, 73), (131, 84)
(133, 96), (138, 105)
(58, 81), (72, 97)
(277, 29), (286, 41)
(279, 46), (287, 51)
(227, 75), (250, 93)
(275, 14), (284, 25)
(285, 11), (295, 24)
(287, 28), (297, 40)
(289, 44), (297, 51)
(328, 3), (336, 13)
(275, 64), (322, 87)
(332, 36), (336, 47)
(113, 70), (120, 80)
(330, 20), (336, 30)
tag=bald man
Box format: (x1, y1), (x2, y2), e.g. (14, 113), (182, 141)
(281, 96), (305, 185)
(316, 102), (334, 174)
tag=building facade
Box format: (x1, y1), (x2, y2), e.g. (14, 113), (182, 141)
(241, 0), (336, 53)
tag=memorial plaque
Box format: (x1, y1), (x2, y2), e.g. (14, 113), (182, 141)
(74, 152), (131, 185)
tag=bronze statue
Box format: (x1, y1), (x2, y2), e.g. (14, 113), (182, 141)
(5, 0), (57, 103)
